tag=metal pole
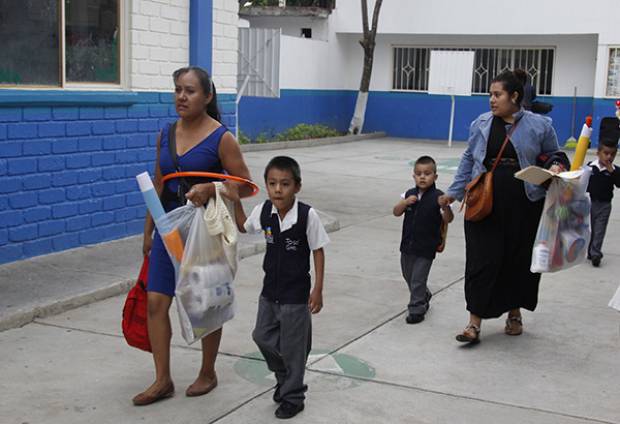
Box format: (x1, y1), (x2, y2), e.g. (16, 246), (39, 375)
(448, 95), (455, 147)
(235, 75), (251, 140)
(571, 86), (577, 138)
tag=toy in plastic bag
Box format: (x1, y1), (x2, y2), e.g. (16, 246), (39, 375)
(171, 205), (236, 345)
(531, 167), (592, 273)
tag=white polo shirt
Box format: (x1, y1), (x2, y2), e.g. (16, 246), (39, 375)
(244, 199), (330, 251)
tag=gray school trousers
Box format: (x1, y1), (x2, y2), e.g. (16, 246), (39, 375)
(252, 296), (311, 406)
(400, 253), (433, 315)
(589, 200), (612, 260)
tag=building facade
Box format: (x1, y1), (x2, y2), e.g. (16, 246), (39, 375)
(239, 0), (620, 145)
(0, 0), (239, 264)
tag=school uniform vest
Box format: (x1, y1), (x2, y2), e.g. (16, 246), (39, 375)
(260, 200), (311, 304)
(587, 162), (620, 202)
(400, 185), (443, 260)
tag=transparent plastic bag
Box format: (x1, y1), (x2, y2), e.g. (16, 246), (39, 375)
(169, 205), (235, 345)
(531, 168), (591, 273)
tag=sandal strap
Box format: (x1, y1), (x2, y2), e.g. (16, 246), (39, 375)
(465, 323), (480, 333)
(507, 316), (522, 324)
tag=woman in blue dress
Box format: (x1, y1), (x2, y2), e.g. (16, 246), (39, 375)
(133, 66), (253, 406)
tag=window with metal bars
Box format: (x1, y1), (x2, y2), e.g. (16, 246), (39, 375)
(606, 48), (620, 97)
(393, 47), (554, 95)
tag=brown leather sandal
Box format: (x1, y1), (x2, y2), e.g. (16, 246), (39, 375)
(456, 324), (480, 343)
(505, 316), (523, 336)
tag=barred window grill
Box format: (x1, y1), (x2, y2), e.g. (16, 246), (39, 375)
(607, 48), (620, 97)
(393, 47), (555, 95)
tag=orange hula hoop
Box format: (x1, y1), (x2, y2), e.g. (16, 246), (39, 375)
(161, 171), (259, 196)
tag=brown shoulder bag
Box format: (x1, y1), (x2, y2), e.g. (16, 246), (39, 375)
(462, 123), (517, 222)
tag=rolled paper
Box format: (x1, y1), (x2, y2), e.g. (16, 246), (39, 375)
(136, 172), (172, 234)
(570, 117), (593, 171)
(162, 228), (184, 263)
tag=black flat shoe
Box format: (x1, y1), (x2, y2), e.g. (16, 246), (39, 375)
(406, 313), (425, 324)
(275, 401), (304, 419)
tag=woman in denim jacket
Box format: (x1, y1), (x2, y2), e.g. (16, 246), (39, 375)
(438, 70), (568, 344)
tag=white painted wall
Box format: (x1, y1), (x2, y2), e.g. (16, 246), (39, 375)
(212, 0), (239, 94)
(129, 0), (189, 91)
(245, 1), (617, 98)
(280, 36), (329, 89)
(331, 0), (619, 98)
(333, 0), (619, 40)
(241, 16), (329, 41)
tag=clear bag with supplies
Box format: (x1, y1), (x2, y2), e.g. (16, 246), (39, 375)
(530, 168), (592, 273)
(170, 204), (236, 345)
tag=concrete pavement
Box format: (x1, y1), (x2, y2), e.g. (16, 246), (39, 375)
(1, 137), (619, 424)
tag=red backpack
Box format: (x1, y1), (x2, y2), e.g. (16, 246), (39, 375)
(122, 256), (151, 352)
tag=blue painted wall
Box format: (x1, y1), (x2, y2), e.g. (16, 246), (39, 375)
(239, 89), (357, 139)
(239, 89), (617, 147)
(0, 91), (236, 264)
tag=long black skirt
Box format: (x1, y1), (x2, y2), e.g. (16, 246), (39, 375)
(464, 165), (544, 319)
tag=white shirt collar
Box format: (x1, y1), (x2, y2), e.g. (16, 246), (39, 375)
(591, 159), (606, 171)
(271, 198), (298, 233)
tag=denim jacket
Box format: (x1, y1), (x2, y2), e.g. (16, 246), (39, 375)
(446, 109), (560, 202)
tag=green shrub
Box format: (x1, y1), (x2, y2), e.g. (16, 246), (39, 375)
(275, 124), (342, 141)
(238, 124), (342, 144)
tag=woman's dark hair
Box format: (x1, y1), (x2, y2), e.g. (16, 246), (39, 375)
(491, 70), (524, 106)
(264, 156), (302, 184)
(172, 66), (221, 122)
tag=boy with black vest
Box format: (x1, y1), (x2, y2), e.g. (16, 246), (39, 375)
(586, 138), (620, 267)
(229, 156), (329, 419)
(393, 156), (453, 324)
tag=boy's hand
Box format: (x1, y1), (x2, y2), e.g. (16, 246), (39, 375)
(602, 159), (614, 173)
(308, 288), (323, 314)
(405, 195), (418, 205)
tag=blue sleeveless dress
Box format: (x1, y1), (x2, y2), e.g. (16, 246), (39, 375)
(147, 123), (228, 296)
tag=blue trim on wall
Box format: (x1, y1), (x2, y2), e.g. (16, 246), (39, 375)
(0, 90), (143, 107)
(239, 89), (612, 146)
(239, 89), (357, 139)
(189, 0), (213, 72)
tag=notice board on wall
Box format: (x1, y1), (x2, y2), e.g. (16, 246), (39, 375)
(428, 50), (475, 96)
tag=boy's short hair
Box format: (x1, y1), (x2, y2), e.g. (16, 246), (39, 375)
(414, 155), (437, 173)
(598, 138), (619, 151)
(264, 156), (302, 184)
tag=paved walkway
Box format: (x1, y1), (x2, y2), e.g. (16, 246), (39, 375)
(1, 137), (619, 424)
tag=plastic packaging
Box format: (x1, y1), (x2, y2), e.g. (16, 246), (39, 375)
(173, 205), (235, 344)
(530, 167), (592, 273)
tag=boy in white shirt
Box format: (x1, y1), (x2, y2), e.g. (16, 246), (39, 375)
(227, 156), (328, 419)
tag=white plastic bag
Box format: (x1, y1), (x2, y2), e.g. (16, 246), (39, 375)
(531, 168), (591, 273)
(172, 205), (235, 345)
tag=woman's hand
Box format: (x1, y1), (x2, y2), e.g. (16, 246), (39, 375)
(438, 194), (455, 207)
(221, 181), (241, 203)
(185, 183), (213, 206)
(549, 164), (563, 174)
(142, 233), (153, 256)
